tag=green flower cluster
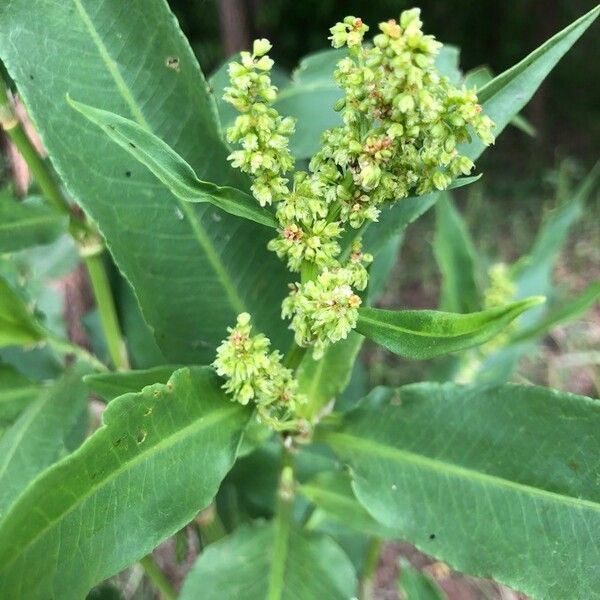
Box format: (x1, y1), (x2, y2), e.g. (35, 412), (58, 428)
(212, 313), (305, 430)
(221, 9), (494, 362)
(484, 263), (516, 309)
(282, 268), (363, 359)
(223, 39), (295, 206)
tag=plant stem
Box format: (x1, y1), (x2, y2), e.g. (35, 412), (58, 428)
(196, 503), (228, 546)
(83, 251), (129, 370)
(0, 78), (70, 216)
(267, 445), (295, 600)
(360, 537), (383, 600)
(139, 555), (177, 600)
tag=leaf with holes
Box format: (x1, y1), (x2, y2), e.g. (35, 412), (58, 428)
(0, 367), (250, 599)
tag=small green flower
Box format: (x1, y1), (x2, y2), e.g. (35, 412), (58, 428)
(213, 313), (306, 430)
(282, 269), (362, 359)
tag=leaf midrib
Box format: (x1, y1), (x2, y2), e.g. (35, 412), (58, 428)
(356, 310), (511, 339)
(326, 431), (600, 511)
(71, 0), (246, 315)
(0, 401), (243, 570)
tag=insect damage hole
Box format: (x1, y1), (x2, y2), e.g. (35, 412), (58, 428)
(165, 56), (180, 72)
(136, 430), (147, 444)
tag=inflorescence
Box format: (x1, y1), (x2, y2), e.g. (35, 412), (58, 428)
(214, 9), (495, 426)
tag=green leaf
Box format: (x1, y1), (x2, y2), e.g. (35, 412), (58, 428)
(179, 521), (357, 600)
(356, 297), (543, 359)
(0, 0), (291, 363)
(435, 44), (462, 83)
(357, 177), (480, 259)
(0, 364), (90, 517)
(515, 161), (599, 302)
(84, 365), (183, 402)
(296, 332), (363, 420)
(511, 279), (600, 344)
(463, 6), (599, 161)
(274, 48), (346, 160)
(433, 194), (480, 313)
(0, 276), (44, 347)
(301, 470), (394, 538)
(0, 367), (249, 599)
(0, 364), (40, 425)
(68, 98), (278, 229)
(464, 66), (536, 136)
(321, 383), (600, 600)
(398, 560), (446, 600)
(0, 196), (67, 252)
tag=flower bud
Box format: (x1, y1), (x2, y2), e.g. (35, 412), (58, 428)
(253, 38), (272, 57)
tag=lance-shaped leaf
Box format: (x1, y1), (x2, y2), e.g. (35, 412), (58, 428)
(463, 5), (599, 161)
(464, 66), (536, 136)
(355, 297), (543, 359)
(84, 365), (183, 402)
(0, 367), (250, 599)
(68, 99), (277, 229)
(0, 364), (89, 517)
(433, 194), (480, 313)
(179, 521), (357, 600)
(0, 196), (67, 252)
(0, 0), (291, 364)
(0, 276), (44, 347)
(510, 279), (600, 344)
(320, 383), (600, 600)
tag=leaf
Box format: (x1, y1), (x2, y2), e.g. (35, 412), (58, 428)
(68, 98), (278, 229)
(0, 0), (291, 363)
(321, 383), (600, 600)
(0, 364), (90, 517)
(464, 66), (536, 136)
(0, 276), (44, 347)
(463, 6), (599, 161)
(514, 161), (600, 302)
(356, 297), (543, 359)
(511, 279), (600, 344)
(296, 332), (363, 420)
(433, 194), (480, 313)
(274, 48), (346, 160)
(0, 196), (67, 252)
(84, 365), (183, 402)
(179, 521), (357, 600)
(0, 367), (250, 599)
(435, 44), (462, 83)
(357, 176), (480, 259)
(398, 560), (446, 600)
(301, 471), (394, 538)
(0, 364), (40, 425)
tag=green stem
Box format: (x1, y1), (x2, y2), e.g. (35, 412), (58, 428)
(45, 332), (108, 372)
(267, 446), (295, 600)
(83, 252), (129, 370)
(360, 537), (383, 600)
(139, 555), (177, 600)
(0, 79), (70, 216)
